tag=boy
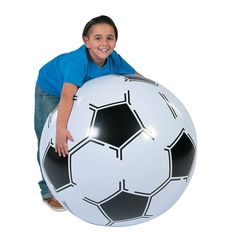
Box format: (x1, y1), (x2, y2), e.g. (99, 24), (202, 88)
(35, 15), (140, 210)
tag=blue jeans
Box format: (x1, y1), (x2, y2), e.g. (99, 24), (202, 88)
(34, 85), (60, 199)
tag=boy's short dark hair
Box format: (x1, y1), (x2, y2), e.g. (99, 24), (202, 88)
(82, 15), (118, 40)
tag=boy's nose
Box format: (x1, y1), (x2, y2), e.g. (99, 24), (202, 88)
(101, 38), (108, 46)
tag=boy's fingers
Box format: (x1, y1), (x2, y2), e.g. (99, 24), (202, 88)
(59, 144), (68, 157)
(55, 144), (63, 157)
(68, 133), (74, 142)
(55, 140), (69, 157)
(62, 145), (68, 157)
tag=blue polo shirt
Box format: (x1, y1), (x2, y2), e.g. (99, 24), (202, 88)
(36, 45), (135, 97)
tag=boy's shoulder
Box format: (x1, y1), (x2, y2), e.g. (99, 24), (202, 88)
(61, 45), (87, 59)
(55, 45), (88, 68)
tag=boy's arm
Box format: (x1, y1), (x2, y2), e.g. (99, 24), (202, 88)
(56, 82), (78, 157)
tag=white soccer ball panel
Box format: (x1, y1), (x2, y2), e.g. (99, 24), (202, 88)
(121, 134), (170, 193)
(70, 142), (124, 200)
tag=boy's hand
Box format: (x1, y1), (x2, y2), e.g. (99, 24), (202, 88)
(55, 128), (74, 157)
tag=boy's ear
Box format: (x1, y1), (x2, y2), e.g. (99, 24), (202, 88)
(83, 36), (89, 44)
(83, 36), (90, 49)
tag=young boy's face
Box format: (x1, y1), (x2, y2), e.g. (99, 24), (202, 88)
(83, 23), (117, 67)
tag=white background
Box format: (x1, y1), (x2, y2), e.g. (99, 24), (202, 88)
(0, 0), (235, 235)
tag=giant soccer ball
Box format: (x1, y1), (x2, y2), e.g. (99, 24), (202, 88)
(40, 74), (197, 227)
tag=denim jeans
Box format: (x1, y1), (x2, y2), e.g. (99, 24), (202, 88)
(34, 85), (60, 199)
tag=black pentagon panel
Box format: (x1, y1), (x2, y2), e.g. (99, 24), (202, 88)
(43, 146), (70, 189)
(171, 132), (195, 177)
(101, 191), (148, 221)
(93, 104), (141, 147)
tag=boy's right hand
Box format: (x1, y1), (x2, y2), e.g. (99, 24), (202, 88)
(55, 127), (74, 157)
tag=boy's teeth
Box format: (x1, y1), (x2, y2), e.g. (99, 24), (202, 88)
(100, 48), (108, 52)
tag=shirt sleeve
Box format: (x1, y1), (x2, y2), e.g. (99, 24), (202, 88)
(112, 51), (136, 75)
